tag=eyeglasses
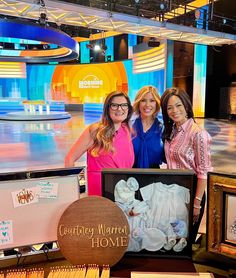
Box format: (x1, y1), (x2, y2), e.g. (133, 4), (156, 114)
(110, 103), (129, 111)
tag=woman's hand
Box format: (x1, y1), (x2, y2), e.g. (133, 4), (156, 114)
(193, 197), (201, 224)
(193, 207), (201, 224)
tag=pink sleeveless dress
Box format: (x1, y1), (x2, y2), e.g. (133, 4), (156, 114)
(87, 124), (134, 196)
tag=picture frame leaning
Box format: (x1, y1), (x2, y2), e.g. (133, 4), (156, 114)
(207, 172), (236, 259)
(102, 168), (196, 259)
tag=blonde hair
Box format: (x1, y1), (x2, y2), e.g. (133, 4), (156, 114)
(133, 85), (161, 118)
(89, 91), (133, 157)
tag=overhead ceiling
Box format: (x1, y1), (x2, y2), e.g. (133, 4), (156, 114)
(0, 0), (235, 45)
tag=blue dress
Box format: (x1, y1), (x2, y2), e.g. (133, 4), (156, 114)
(132, 117), (164, 168)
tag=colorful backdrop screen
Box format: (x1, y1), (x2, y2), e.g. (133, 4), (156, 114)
(26, 60), (165, 103)
(0, 60), (165, 103)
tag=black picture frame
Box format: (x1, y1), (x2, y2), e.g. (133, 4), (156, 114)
(207, 172), (236, 259)
(102, 168), (196, 259)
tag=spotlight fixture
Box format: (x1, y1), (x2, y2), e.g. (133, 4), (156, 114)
(86, 41), (107, 53)
(38, 12), (47, 25)
(38, 0), (48, 26)
(159, 0), (168, 11)
(148, 37), (160, 47)
(93, 44), (101, 51)
(37, 0), (45, 7)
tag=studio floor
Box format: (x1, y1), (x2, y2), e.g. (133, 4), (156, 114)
(0, 112), (235, 174)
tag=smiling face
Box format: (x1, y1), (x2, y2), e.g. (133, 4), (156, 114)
(167, 95), (188, 127)
(109, 95), (129, 124)
(139, 92), (157, 119)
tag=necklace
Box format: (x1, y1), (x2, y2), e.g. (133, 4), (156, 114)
(142, 119), (154, 132)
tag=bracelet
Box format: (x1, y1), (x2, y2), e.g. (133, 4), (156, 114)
(195, 196), (202, 202)
(194, 204), (202, 209)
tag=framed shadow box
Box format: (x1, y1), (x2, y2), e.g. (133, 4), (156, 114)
(102, 168), (196, 259)
(207, 172), (236, 259)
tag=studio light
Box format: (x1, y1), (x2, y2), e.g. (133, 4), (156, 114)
(148, 37), (160, 47)
(93, 44), (101, 51)
(86, 41), (107, 54)
(159, 0), (168, 11)
(38, 0), (48, 26)
(160, 3), (165, 10)
(38, 12), (47, 26)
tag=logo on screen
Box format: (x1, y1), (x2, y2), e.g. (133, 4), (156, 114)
(79, 75), (103, 89)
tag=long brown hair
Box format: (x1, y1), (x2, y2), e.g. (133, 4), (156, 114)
(90, 91), (133, 156)
(133, 85), (161, 119)
(160, 87), (194, 141)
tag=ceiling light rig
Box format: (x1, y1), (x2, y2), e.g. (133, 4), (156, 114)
(0, 0), (80, 63)
(37, 0), (48, 26)
(0, 19), (80, 63)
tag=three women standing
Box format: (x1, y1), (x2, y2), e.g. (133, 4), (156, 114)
(65, 85), (212, 228)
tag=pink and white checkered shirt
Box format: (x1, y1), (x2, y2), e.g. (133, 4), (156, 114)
(164, 118), (212, 179)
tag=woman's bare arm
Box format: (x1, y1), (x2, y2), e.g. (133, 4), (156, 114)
(64, 125), (95, 167)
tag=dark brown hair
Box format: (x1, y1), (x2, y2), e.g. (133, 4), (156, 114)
(90, 91), (133, 156)
(160, 87), (194, 141)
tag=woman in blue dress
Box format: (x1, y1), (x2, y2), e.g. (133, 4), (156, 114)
(132, 85), (164, 168)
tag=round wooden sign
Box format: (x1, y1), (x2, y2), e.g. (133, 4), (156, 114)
(57, 196), (130, 266)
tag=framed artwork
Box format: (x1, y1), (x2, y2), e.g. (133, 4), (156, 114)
(207, 172), (236, 259)
(102, 168), (196, 258)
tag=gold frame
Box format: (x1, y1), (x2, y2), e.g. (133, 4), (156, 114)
(207, 172), (236, 259)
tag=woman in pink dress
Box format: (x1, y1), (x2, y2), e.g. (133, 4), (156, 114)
(65, 91), (134, 196)
(160, 87), (212, 240)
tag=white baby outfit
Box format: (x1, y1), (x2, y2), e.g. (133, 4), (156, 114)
(140, 182), (189, 251)
(114, 178), (167, 252)
(114, 179), (189, 252)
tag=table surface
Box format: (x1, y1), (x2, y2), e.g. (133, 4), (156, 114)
(111, 256), (196, 277)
